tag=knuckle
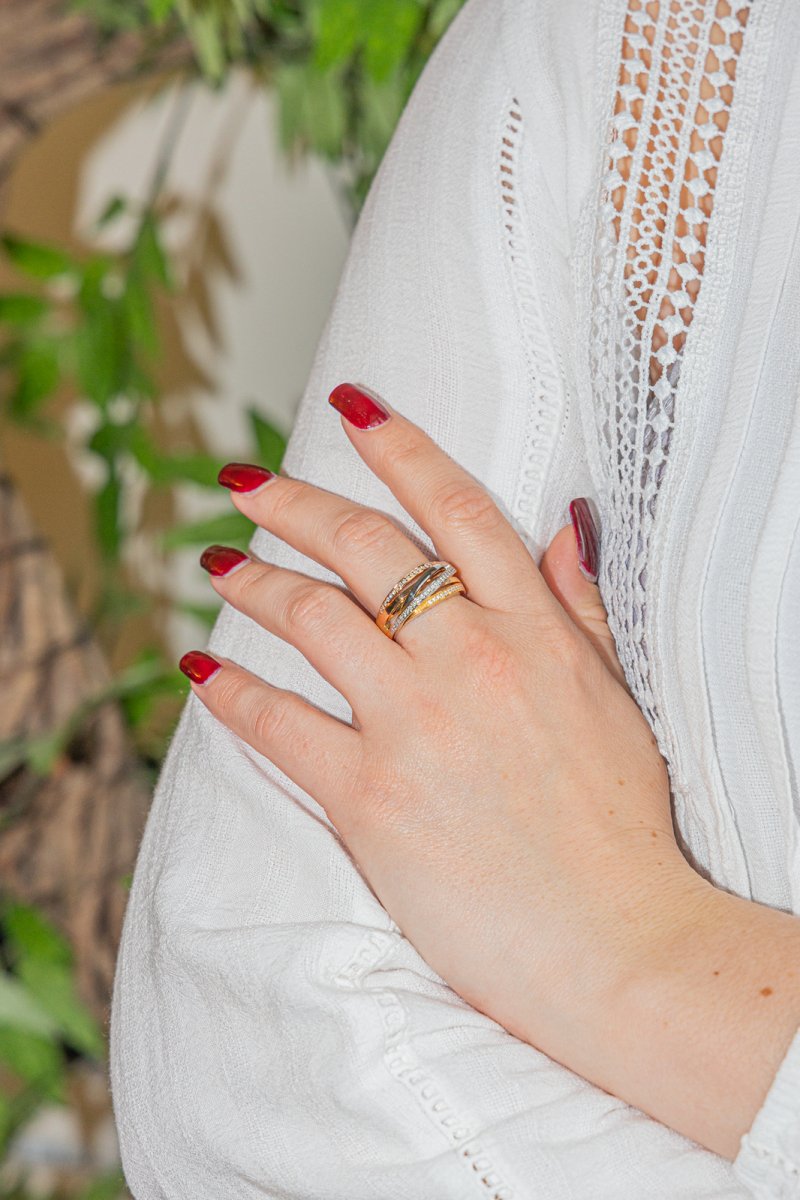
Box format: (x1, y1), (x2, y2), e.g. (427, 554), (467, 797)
(283, 582), (339, 634)
(251, 693), (296, 748)
(541, 615), (589, 674)
(211, 671), (247, 714)
(384, 429), (424, 473)
(330, 507), (395, 558)
(233, 561), (267, 604)
(431, 480), (500, 535)
(462, 622), (523, 689)
(265, 477), (305, 523)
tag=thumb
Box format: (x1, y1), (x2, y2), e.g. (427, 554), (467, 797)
(539, 498), (628, 690)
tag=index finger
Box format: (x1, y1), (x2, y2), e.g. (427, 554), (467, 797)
(328, 382), (549, 613)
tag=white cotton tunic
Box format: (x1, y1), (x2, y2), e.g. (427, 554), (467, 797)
(109, 0), (800, 1195)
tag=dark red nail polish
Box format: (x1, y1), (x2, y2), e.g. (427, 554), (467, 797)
(179, 650), (222, 685)
(218, 463), (276, 492)
(200, 545), (249, 577)
(569, 497), (600, 583)
(328, 383), (391, 430)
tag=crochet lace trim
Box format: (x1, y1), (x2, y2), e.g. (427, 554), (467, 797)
(591, 0), (753, 729)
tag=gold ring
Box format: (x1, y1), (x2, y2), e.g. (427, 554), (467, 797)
(375, 560), (466, 639)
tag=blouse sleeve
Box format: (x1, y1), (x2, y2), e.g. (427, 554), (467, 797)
(109, 0), (787, 1196)
(733, 1025), (800, 1199)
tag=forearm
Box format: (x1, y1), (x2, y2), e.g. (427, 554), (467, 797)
(539, 868), (800, 1160)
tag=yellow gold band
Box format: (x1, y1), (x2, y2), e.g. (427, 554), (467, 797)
(401, 578), (465, 629)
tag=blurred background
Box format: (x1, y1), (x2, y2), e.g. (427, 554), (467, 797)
(0, 1), (465, 1194)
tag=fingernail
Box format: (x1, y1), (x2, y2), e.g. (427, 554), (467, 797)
(328, 382), (391, 430)
(200, 545), (249, 577)
(218, 463), (276, 493)
(179, 650), (222, 685)
(569, 498), (599, 583)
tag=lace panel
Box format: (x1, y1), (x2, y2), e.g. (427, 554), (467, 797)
(592, 0), (752, 727)
(500, 99), (563, 538)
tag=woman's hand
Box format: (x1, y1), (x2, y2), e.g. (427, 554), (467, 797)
(180, 383), (704, 1059)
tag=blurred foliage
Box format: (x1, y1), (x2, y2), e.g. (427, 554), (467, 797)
(74, 0), (467, 208)
(0, 0), (467, 1191)
(0, 900), (114, 1194)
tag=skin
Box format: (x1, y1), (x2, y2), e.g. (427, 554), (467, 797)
(185, 395), (800, 1162)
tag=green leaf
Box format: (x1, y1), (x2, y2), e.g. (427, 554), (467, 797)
(134, 212), (173, 291)
(78, 1170), (129, 1200)
(363, 0), (422, 81)
(124, 266), (159, 356)
(95, 472), (123, 559)
(0, 1026), (63, 1096)
(0, 294), (49, 325)
(76, 265), (126, 406)
(161, 453), (225, 486)
(427, 0), (465, 40)
(177, 3), (227, 82)
(248, 407), (287, 471)
(147, 0), (174, 22)
(274, 62), (311, 151)
(160, 510), (254, 549)
(17, 958), (104, 1058)
(0, 234), (75, 281)
(305, 69), (349, 159)
(275, 60), (348, 159)
(7, 338), (60, 420)
(313, 0), (362, 70)
(1, 902), (71, 968)
(88, 420), (134, 460)
(0, 974), (59, 1038)
(357, 72), (408, 169)
(94, 194), (127, 231)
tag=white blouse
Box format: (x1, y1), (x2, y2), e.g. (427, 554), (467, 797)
(110, 0), (800, 1195)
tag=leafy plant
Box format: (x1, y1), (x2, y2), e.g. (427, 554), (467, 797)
(0, 901), (104, 1157)
(0, 0), (468, 1191)
(74, 0), (467, 207)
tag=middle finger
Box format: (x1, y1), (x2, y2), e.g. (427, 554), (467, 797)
(218, 465), (473, 640)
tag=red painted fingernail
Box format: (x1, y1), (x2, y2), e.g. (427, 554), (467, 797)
(179, 650), (222, 685)
(569, 498), (599, 583)
(218, 463), (276, 493)
(200, 545), (249, 577)
(328, 382), (391, 430)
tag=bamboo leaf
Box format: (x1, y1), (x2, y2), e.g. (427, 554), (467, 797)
(248, 407), (287, 471)
(7, 339), (60, 420)
(363, 0), (423, 81)
(1, 902), (72, 968)
(0, 975), (59, 1039)
(0, 1027), (63, 1096)
(0, 294), (50, 325)
(94, 194), (127, 230)
(1, 234), (75, 281)
(16, 959), (104, 1059)
(135, 212), (173, 291)
(95, 472), (123, 559)
(160, 510), (254, 549)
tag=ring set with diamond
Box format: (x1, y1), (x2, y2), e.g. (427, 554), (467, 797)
(375, 560), (466, 639)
